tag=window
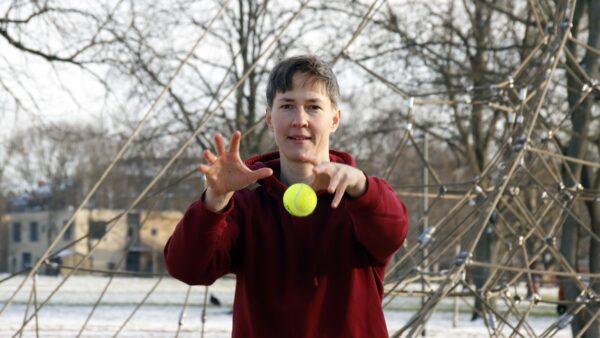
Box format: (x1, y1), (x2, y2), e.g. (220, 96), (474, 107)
(89, 221), (107, 239)
(12, 223), (21, 242)
(126, 252), (140, 271)
(127, 213), (140, 238)
(30, 222), (39, 242)
(22, 252), (32, 269)
(63, 221), (73, 241)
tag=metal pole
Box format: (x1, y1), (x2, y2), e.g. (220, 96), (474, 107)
(453, 245), (460, 328)
(421, 130), (429, 336)
(201, 286), (209, 338)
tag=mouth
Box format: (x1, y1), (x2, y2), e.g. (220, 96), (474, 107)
(287, 135), (311, 141)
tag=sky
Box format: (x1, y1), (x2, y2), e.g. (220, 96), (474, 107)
(0, 0), (422, 135)
(0, 45), (110, 130)
(0, 0), (467, 192)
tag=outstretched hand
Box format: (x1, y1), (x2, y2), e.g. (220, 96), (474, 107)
(300, 153), (367, 208)
(199, 131), (273, 212)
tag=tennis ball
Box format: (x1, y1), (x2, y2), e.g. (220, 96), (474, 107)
(283, 183), (317, 217)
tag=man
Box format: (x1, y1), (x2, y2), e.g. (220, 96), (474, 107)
(164, 55), (409, 337)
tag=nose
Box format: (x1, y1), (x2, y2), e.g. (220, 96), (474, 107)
(291, 106), (309, 127)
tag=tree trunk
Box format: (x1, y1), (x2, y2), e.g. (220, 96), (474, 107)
(583, 165), (600, 338)
(559, 0), (600, 336)
(470, 0), (493, 319)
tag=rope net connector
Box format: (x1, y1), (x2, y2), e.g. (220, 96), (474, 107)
(519, 88), (528, 102)
(513, 294), (523, 305)
(541, 191), (550, 203)
(529, 293), (541, 305)
(418, 226), (436, 249)
(454, 251), (472, 267)
(512, 134), (527, 152)
(406, 97), (414, 109)
(545, 236), (557, 246)
(582, 83), (592, 93)
(559, 19), (572, 30)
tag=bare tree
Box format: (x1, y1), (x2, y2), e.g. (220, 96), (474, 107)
(0, 1), (140, 115)
(324, 3), (598, 334)
(105, 0), (327, 160)
(558, 0), (600, 336)
(349, 0), (538, 319)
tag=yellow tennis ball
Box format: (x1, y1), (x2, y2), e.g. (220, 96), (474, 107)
(283, 183), (317, 217)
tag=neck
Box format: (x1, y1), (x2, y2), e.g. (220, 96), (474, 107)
(279, 152), (330, 186)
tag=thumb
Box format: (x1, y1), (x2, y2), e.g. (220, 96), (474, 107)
(252, 167), (273, 181)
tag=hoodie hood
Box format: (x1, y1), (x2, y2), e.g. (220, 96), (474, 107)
(244, 150), (356, 195)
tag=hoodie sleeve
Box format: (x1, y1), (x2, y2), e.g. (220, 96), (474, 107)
(346, 175), (408, 265)
(163, 191), (240, 285)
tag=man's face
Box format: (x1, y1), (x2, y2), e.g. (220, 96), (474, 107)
(266, 72), (340, 164)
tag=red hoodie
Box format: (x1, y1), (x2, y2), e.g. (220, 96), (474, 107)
(164, 150), (409, 338)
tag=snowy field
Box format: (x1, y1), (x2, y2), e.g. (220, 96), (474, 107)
(0, 274), (573, 337)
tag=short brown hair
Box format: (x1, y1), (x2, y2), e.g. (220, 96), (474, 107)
(266, 55), (340, 109)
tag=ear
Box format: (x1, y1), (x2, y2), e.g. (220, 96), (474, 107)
(331, 108), (341, 133)
(266, 108), (273, 130)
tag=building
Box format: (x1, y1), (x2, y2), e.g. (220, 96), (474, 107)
(1, 208), (181, 276)
(124, 210), (183, 274)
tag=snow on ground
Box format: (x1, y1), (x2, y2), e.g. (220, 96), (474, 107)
(0, 274), (573, 337)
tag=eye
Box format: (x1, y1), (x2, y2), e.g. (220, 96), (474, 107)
(280, 104), (293, 109)
(307, 105), (321, 111)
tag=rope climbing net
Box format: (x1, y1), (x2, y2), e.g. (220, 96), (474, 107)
(1, 0), (599, 337)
